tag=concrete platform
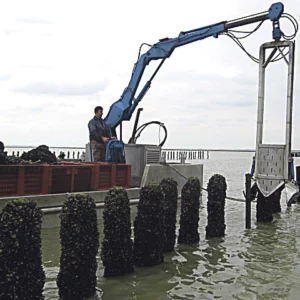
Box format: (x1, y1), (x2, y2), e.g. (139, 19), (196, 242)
(141, 163), (203, 196)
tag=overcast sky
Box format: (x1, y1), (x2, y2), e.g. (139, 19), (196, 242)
(1, 0), (299, 150)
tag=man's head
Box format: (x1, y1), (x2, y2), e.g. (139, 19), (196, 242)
(94, 106), (103, 119)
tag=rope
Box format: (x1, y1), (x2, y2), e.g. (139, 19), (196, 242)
(163, 162), (246, 203)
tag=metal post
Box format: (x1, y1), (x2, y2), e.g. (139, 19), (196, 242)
(129, 107), (143, 144)
(120, 122), (123, 141)
(245, 173), (251, 229)
(254, 45), (266, 178)
(285, 42), (295, 179)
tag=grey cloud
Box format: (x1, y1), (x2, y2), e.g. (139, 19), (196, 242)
(4, 29), (19, 35)
(3, 102), (75, 122)
(30, 106), (54, 113)
(5, 102), (55, 113)
(203, 93), (256, 107)
(55, 103), (75, 108)
(12, 80), (109, 96)
(159, 72), (257, 97)
(158, 77), (257, 109)
(159, 70), (257, 86)
(16, 17), (54, 25)
(20, 65), (51, 70)
(0, 74), (12, 81)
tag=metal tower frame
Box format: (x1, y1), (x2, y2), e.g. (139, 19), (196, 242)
(254, 41), (295, 197)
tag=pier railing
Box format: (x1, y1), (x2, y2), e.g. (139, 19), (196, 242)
(5, 146), (211, 162)
(161, 149), (209, 161)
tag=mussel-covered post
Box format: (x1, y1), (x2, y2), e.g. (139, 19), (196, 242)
(178, 177), (201, 244)
(134, 184), (165, 266)
(101, 187), (134, 276)
(256, 192), (276, 222)
(57, 194), (99, 300)
(160, 178), (178, 252)
(0, 198), (45, 300)
(206, 174), (227, 238)
(271, 187), (283, 213)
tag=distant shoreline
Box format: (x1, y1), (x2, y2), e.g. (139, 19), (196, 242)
(5, 145), (255, 152)
(163, 148), (255, 152)
(5, 146), (300, 154)
(6, 145), (86, 150)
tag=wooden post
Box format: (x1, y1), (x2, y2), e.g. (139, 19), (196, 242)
(91, 163), (99, 191)
(111, 164), (117, 187)
(41, 165), (50, 195)
(17, 166), (25, 196)
(245, 173), (251, 229)
(70, 167), (78, 193)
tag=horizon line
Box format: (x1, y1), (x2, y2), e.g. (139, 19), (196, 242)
(5, 145), (300, 153)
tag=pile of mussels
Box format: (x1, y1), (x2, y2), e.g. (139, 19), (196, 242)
(134, 184), (165, 266)
(178, 177), (201, 244)
(0, 143), (57, 165)
(0, 151), (9, 165)
(20, 145), (57, 164)
(160, 178), (178, 252)
(101, 187), (134, 276)
(0, 141), (11, 165)
(0, 198), (45, 300)
(206, 174), (227, 238)
(57, 194), (99, 300)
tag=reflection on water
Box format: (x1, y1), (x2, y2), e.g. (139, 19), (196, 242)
(42, 152), (300, 299)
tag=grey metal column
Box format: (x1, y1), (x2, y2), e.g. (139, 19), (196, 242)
(254, 44), (266, 174)
(285, 42), (295, 180)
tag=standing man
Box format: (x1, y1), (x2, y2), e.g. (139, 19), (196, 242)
(88, 106), (115, 162)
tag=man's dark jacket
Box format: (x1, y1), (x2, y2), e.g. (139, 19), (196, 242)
(88, 117), (111, 143)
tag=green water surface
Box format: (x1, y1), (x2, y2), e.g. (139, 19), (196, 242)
(42, 152), (300, 299)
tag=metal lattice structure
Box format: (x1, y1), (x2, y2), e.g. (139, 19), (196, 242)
(254, 41), (295, 197)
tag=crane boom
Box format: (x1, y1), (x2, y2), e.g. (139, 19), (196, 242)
(105, 2), (284, 136)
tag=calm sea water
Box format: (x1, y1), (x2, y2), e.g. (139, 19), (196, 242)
(41, 151), (300, 300)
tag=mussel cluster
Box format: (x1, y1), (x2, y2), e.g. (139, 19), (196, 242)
(0, 148), (22, 165)
(57, 194), (99, 300)
(0, 198), (45, 300)
(206, 174), (227, 238)
(101, 187), (134, 277)
(178, 177), (201, 244)
(160, 178), (178, 252)
(256, 182), (283, 222)
(0, 141), (12, 165)
(0, 143), (57, 165)
(271, 187), (283, 213)
(21, 145), (57, 164)
(256, 189), (284, 223)
(0, 150), (9, 165)
(134, 184), (165, 266)
(256, 191), (273, 222)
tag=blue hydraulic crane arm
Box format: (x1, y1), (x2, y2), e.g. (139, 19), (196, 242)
(105, 2), (284, 136)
